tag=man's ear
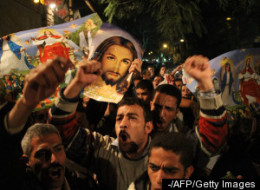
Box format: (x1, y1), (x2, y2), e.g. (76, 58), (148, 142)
(145, 121), (153, 134)
(21, 154), (30, 166)
(184, 165), (194, 179)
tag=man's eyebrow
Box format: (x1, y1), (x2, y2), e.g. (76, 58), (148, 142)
(127, 113), (139, 117)
(117, 112), (139, 117)
(162, 166), (179, 171)
(149, 162), (180, 171)
(53, 143), (63, 149)
(149, 162), (159, 167)
(165, 106), (176, 110)
(162, 166), (180, 173)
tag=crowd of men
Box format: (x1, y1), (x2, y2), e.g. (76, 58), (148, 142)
(0, 54), (259, 190)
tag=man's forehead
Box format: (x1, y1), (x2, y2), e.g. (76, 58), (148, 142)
(117, 104), (143, 115)
(136, 88), (148, 93)
(149, 147), (181, 162)
(31, 134), (61, 147)
(153, 92), (177, 103)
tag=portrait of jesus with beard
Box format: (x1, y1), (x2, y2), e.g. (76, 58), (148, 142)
(83, 36), (138, 103)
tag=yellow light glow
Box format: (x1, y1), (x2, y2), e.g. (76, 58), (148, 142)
(180, 39), (184, 43)
(226, 17), (232, 21)
(163, 43), (168, 48)
(34, 0), (40, 3)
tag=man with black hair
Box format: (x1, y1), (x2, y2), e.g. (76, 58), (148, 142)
(135, 79), (154, 105)
(48, 59), (153, 190)
(129, 132), (194, 190)
(151, 84), (185, 133)
(174, 78), (183, 90)
(152, 75), (164, 89)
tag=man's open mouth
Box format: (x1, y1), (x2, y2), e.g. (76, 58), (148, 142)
(119, 131), (129, 142)
(48, 167), (63, 178)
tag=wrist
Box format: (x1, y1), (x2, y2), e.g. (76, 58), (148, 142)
(64, 79), (85, 99)
(19, 97), (38, 111)
(198, 88), (217, 98)
(198, 78), (214, 92)
(62, 87), (80, 102)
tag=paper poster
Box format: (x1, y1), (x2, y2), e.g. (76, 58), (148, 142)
(0, 13), (102, 110)
(81, 23), (143, 103)
(185, 48), (260, 122)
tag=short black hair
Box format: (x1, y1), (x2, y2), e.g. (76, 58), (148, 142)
(149, 132), (193, 169)
(174, 78), (182, 82)
(118, 97), (152, 122)
(136, 79), (154, 92)
(153, 84), (182, 107)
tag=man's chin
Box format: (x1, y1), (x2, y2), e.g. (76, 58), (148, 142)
(43, 167), (65, 189)
(119, 141), (138, 154)
(47, 174), (64, 189)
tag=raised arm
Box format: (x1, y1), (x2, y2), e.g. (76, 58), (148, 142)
(48, 58), (101, 142)
(183, 55), (228, 156)
(6, 56), (71, 134)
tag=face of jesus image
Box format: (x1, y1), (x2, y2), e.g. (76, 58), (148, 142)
(93, 36), (137, 85)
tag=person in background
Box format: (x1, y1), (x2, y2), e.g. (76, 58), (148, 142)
(173, 78), (183, 90)
(159, 65), (166, 77)
(141, 69), (152, 80)
(135, 79), (154, 105)
(179, 84), (200, 129)
(133, 75), (143, 88)
(147, 66), (155, 79)
(152, 75), (164, 89)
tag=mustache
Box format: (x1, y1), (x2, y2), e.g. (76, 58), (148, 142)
(47, 163), (64, 171)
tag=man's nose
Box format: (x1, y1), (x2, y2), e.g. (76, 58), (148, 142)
(159, 107), (166, 118)
(50, 152), (59, 163)
(119, 117), (129, 129)
(155, 169), (164, 185)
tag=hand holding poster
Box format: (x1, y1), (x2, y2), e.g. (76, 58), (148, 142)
(0, 13), (102, 109)
(0, 13), (143, 109)
(81, 24), (143, 103)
